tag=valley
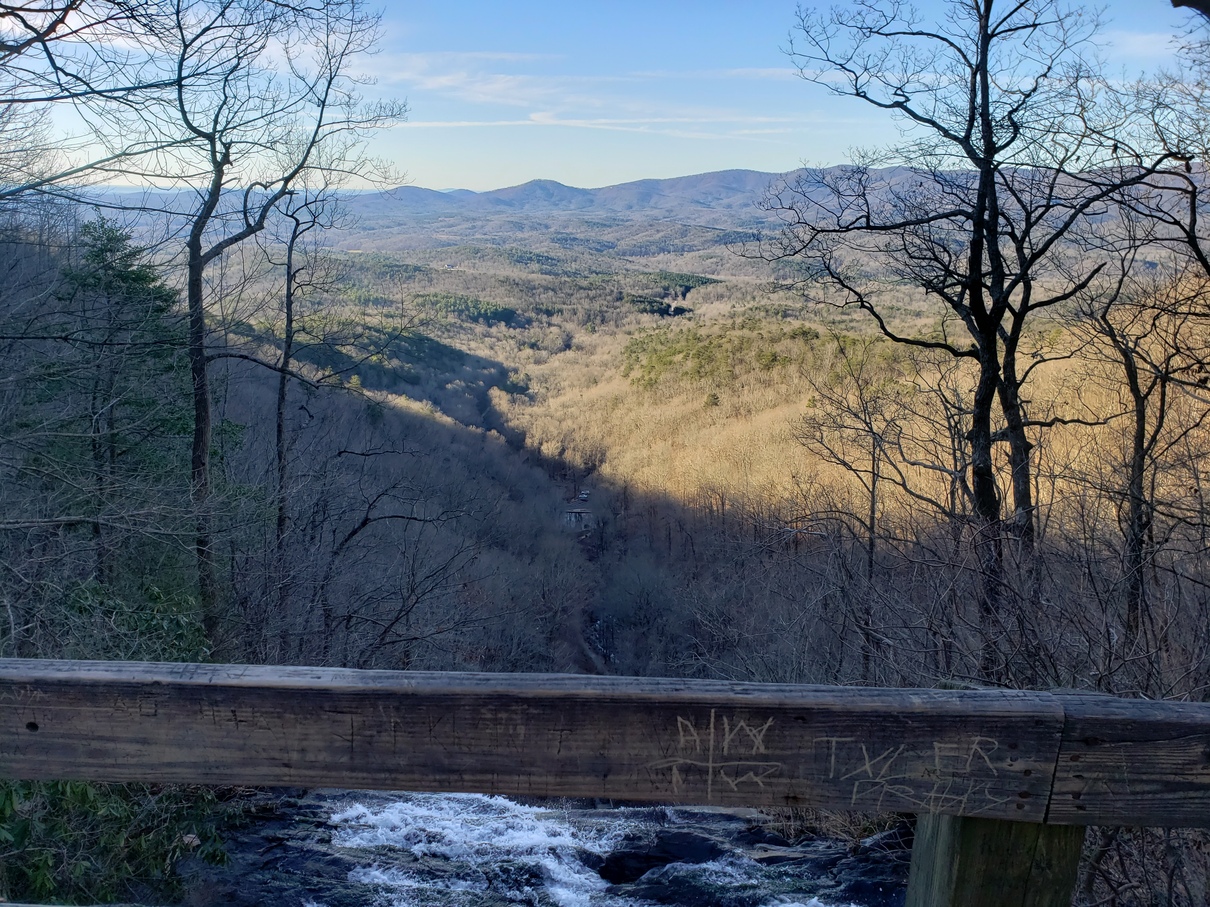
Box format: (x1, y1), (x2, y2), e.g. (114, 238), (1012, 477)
(4, 163), (1197, 906)
(5, 1), (1210, 901)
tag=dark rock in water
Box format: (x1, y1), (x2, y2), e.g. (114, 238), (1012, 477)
(598, 828), (729, 883)
(733, 823), (792, 848)
(747, 841), (847, 871)
(857, 822), (915, 855)
(483, 859), (549, 896)
(621, 859), (774, 907)
(178, 789), (910, 907)
(828, 820), (913, 907)
(838, 877), (906, 907)
(613, 837), (909, 907)
(576, 847), (606, 871)
(176, 792), (373, 907)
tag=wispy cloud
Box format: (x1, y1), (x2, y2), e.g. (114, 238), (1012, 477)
(382, 61), (797, 110)
(364, 43), (846, 152)
(394, 112), (821, 145)
(367, 51), (622, 109)
(371, 50), (561, 69)
(1100, 29), (1177, 60)
(630, 67), (798, 81)
(399, 113), (796, 127)
(410, 51), (560, 62)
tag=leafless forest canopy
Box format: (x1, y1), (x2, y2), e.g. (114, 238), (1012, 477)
(4, 0), (1210, 902)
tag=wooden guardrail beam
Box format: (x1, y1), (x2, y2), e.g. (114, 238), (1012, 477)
(1048, 693), (1210, 826)
(2, 659), (1208, 828)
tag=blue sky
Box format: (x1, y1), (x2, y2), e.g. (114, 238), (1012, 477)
(365, 2), (1196, 191)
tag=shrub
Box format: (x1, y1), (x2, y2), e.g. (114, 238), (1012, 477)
(0, 781), (229, 904)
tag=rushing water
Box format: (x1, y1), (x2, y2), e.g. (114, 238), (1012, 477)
(276, 791), (907, 907)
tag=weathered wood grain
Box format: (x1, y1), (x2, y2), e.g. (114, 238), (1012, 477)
(0, 659), (1061, 820)
(905, 814), (1085, 907)
(4, 660), (1209, 827)
(1048, 693), (1210, 826)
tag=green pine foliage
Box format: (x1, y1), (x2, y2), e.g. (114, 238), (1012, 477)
(414, 292), (520, 325)
(0, 220), (215, 903)
(621, 322), (821, 389)
(622, 293), (692, 317)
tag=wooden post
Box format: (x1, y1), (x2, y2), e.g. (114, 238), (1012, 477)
(906, 814), (1085, 907)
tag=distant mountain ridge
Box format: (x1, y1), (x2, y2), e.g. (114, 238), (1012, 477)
(319, 168), (824, 258)
(370, 169), (793, 217)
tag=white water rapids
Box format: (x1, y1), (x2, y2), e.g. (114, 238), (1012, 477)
(300, 792), (876, 907)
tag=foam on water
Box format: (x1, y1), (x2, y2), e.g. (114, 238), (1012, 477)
(330, 792), (636, 906)
(332, 792), (626, 857)
(327, 792), (862, 907)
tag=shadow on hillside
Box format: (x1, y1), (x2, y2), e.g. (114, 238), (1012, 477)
(287, 330), (526, 438)
(219, 324), (833, 683)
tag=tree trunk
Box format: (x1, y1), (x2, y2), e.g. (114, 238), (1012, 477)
(1123, 370), (1151, 644)
(998, 353), (1036, 553)
(970, 349), (1004, 681)
(274, 224), (300, 648)
(862, 445), (879, 681)
(186, 236), (217, 638)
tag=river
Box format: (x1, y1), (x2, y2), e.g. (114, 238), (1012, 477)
(180, 790), (909, 907)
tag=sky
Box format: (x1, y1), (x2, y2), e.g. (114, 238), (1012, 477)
(362, 1), (1197, 192)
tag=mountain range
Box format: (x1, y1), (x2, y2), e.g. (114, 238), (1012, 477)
(360, 169), (792, 218)
(330, 168), (802, 261)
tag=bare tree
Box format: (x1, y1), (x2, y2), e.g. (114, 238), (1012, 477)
(794, 333), (909, 676)
(268, 190), (339, 625)
(1069, 254), (1210, 680)
(760, 0), (1180, 675)
(74, 0), (405, 632)
(0, 2), (188, 198)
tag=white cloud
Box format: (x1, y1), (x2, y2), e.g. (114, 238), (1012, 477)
(399, 113), (796, 128)
(366, 49), (804, 121)
(629, 67), (798, 81)
(362, 45), (860, 154)
(1100, 29), (1177, 60)
(392, 112), (831, 146)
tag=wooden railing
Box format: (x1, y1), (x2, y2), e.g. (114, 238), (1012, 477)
(1, 659), (1208, 906)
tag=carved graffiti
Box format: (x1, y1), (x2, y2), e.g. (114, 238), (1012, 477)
(0, 684), (47, 705)
(650, 709), (783, 800)
(650, 711), (1021, 813)
(811, 734), (1012, 814)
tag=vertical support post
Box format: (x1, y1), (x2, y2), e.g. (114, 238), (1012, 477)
(906, 814), (1085, 907)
